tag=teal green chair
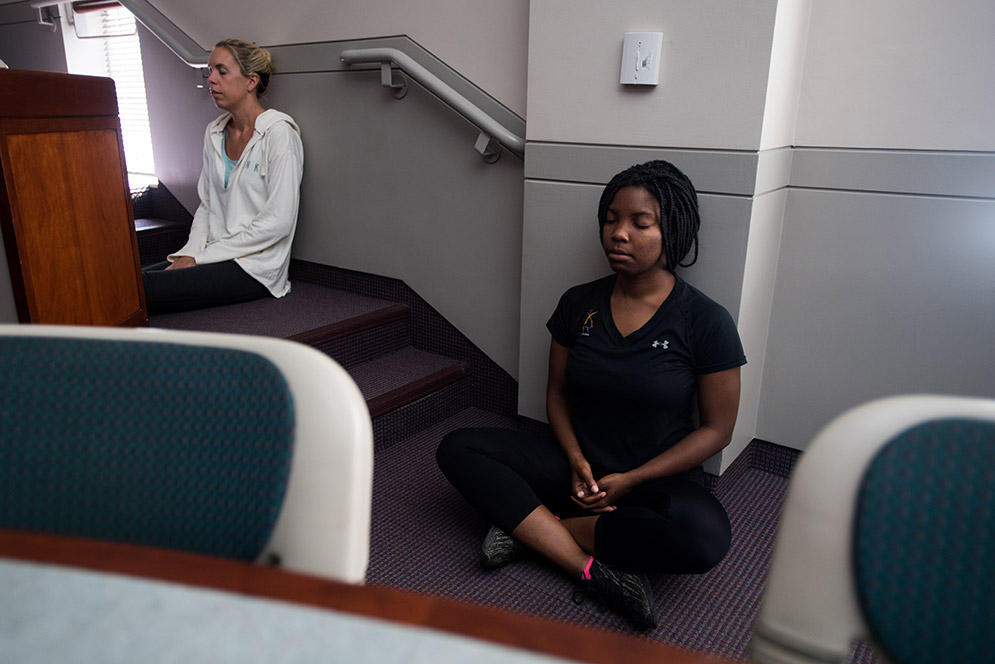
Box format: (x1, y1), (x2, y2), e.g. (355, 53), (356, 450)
(0, 325), (373, 583)
(749, 395), (995, 664)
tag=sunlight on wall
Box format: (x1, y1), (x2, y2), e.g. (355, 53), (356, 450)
(61, 5), (156, 190)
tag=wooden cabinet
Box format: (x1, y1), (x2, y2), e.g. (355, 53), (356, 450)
(0, 68), (147, 326)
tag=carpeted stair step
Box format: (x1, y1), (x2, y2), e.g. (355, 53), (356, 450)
(148, 282), (409, 368)
(287, 302), (410, 369)
(348, 346), (471, 419)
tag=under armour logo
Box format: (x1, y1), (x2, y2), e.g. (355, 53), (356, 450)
(651, 340), (669, 349)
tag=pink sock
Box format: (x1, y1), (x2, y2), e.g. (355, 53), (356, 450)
(581, 556), (594, 581)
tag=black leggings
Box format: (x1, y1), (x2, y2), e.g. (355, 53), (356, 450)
(436, 427), (731, 573)
(141, 260), (270, 314)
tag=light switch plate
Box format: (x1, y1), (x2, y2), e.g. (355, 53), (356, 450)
(620, 32), (662, 85)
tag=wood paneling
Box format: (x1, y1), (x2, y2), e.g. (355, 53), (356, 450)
(0, 69), (118, 118)
(0, 69), (146, 326)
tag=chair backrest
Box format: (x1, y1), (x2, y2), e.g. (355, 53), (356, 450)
(0, 325), (373, 583)
(749, 395), (995, 664)
(853, 417), (995, 664)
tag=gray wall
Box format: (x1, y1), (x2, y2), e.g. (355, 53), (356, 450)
(521, 0), (995, 472)
(0, 2), (67, 74)
(761, 156), (995, 447)
(138, 25), (219, 213)
(125, 0), (529, 117)
(757, 0), (995, 448)
(270, 62), (526, 378)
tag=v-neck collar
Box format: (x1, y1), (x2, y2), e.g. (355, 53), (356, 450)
(602, 275), (684, 345)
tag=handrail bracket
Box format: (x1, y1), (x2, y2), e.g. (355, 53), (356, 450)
(474, 132), (501, 164)
(380, 63), (408, 99)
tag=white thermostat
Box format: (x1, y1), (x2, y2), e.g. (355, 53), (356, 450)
(620, 32), (663, 86)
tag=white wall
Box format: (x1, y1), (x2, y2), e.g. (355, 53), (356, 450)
(727, 188), (786, 466)
(757, 0), (995, 448)
(758, 0), (811, 150)
(144, 0), (529, 117)
(795, 0), (995, 151)
(526, 0), (778, 150)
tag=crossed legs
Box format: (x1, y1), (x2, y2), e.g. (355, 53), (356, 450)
(436, 427), (731, 575)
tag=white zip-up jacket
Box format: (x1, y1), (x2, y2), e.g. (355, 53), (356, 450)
(170, 109), (304, 297)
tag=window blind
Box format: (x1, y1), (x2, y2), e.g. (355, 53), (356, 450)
(94, 7), (156, 189)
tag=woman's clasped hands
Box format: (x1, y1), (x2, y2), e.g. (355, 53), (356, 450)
(570, 459), (635, 513)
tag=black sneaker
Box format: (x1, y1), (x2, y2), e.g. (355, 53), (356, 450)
(480, 524), (526, 569)
(572, 559), (658, 630)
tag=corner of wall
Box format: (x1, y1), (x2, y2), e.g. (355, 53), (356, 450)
(719, 157), (790, 474)
(758, 0), (812, 150)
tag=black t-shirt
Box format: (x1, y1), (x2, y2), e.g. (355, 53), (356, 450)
(546, 274), (746, 475)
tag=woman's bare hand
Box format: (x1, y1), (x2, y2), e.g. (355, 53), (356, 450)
(165, 256), (196, 270)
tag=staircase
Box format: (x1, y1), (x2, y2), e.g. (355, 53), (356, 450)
(145, 256), (538, 450)
(132, 185), (543, 449)
(287, 259), (528, 449)
(133, 184), (539, 449)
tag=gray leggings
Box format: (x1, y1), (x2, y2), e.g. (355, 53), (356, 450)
(141, 260), (270, 314)
(436, 427), (731, 573)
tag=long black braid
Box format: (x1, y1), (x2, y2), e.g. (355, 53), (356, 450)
(597, 160), (700, 272)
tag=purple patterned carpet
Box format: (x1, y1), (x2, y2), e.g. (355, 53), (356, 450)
(148, 282), (392, 338)
(367, 408), (882, 663)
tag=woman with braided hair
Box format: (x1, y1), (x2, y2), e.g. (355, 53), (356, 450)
(436, 160), (745, 630)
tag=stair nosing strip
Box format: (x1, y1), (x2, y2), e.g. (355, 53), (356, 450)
(286, 302), (409, 346)
(366, 362), (471, 418)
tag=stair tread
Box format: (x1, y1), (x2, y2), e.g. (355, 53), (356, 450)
(148, 281), (403, 341)
(350, 347), (468, 400)
(348, 348), (470, 418)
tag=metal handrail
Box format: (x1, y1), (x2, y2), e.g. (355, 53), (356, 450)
(340, 47), (524, 162)
(118, 0), (208, 67)
(105, 5), (521, 162)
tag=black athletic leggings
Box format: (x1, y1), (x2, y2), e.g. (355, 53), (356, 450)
(141, 260), (270, 314)
(436, 427), (731, 573)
